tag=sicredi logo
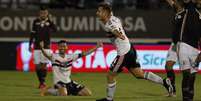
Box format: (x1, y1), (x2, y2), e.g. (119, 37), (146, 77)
(137, 51), (167, 69)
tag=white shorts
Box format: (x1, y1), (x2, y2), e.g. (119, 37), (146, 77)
(177, 42), (200, 72)
(33, 49), (52, 64)
(166, 43), (178, 62)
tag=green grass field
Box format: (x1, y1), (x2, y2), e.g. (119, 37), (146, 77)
(0, 71), (201, 101)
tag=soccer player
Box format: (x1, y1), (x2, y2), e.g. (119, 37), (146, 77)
(39, 40), (103, 96)
(173, 0), (201, 101)
(29, 6), (57, 89)
(96, 4), (174, 101)
(164, 0), (183, 96)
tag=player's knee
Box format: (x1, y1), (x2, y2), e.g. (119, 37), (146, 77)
(79, 88), (92, 96)
(165, 61), (175, 70)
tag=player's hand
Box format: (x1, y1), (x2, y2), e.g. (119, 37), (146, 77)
(97, 41), (103, 48)
(40, 41), (44, 48)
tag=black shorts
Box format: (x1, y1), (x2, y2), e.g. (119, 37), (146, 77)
(54, 81), (85, 96)
(110, 48), (141, 73)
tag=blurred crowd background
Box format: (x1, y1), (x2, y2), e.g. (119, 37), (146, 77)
(0, 0), (171, 10)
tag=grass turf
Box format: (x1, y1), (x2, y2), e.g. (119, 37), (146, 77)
(0, 71), (201, 101)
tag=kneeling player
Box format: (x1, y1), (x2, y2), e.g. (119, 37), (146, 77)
(39, 40), (102, 96)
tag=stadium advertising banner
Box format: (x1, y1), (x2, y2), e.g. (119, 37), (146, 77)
(16, 42), (200, 73)
(0, 10), (173, 38)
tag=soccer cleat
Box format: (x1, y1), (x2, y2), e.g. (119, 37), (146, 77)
(96, 98), (113, 101)
(172, 84), (176, 96)
(165, 84), (176, 97)
(163, 78), (174, 95)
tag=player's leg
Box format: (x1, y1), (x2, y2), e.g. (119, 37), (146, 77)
(96, 72), (117, 101)
(125, 48), (173, 95)
(96, 56), (124, 101)
(78, 87), (92, 96)
(34, 50), (47, 88)
(182, 70), (196, 101)
(56, 81), (68, 96)
(40, 81), (68, 96)
(66, 81), (91, 96)
(165, 61), (176, 96)
(178, 42), (199, 101)
(165, 43), (177, 95)
(129, 68), (163, 84)
(128, 67), (174, 95)
(37, 49), (51, 88)
(38, 63), (47, 88)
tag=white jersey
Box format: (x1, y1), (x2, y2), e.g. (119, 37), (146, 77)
(104, 16), (131, 56)
(51, 53), (81, 84)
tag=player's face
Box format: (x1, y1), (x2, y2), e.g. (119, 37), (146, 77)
(58, 43), (68, 54)
(96, 7), (109, 21)
(39, 10), (48, 20)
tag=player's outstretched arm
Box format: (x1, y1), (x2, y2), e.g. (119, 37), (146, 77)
(40, 41), (53, 61)
(165, 0), (183, 12)
(82, 41), (103, 56)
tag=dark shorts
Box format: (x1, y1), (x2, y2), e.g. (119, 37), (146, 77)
(110, 48), (141, 73)
(54, 81), (85, 96)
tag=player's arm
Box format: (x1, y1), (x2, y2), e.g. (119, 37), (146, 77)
(40, 41), (53, 61)
(50, 21), (57, 32)
(48, 14), (57, 33)
(81, 42), (103, 56)
(165, 0), (183, 12)
(29, 32), (34, 52)
(29, 20), (36, 52)
(111, 29), (126, 40)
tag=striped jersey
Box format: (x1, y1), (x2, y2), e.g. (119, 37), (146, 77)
(104, 16), (131, 56)
(51, 53), (82, 84)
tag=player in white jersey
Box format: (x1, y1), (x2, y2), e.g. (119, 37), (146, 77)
(96, 4), (174, 101)
(39, 40), (103, 96)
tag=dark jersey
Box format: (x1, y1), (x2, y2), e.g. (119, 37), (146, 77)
(171, 11), (183, 44)
(29, 18), (57, 49)
(171, 10), (183, 44)
(174, 7), (201, 49)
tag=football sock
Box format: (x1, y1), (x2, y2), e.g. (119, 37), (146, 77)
(188, 73), (196, 100)
(144, 72), (163, 85)
(106, 81), (116, 100)
(182, 70), (196, 101)
(166, 69), (175, 85)
(41, 67), (47, 84)
(36, 66), (47, 84)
